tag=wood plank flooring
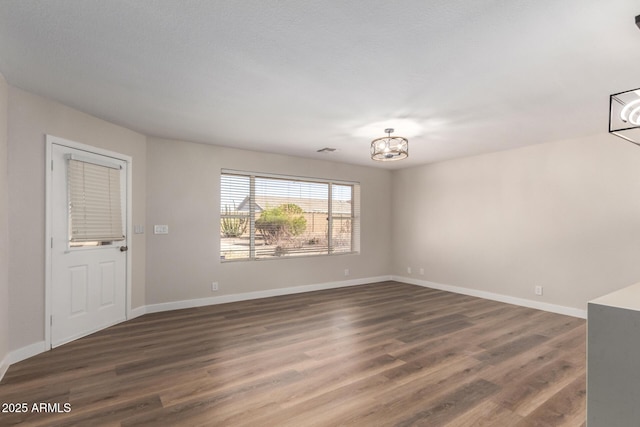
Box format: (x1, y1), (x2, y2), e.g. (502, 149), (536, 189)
(0, 282), (586, 426)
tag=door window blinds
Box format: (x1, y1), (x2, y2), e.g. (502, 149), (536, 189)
(68, 158), (125, 242)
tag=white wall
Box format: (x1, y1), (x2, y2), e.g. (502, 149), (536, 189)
(7, 87), (147, 352)
(0, 73), (9, 376)
(145, 137), (392, 305)
(391, 134), (640, 311)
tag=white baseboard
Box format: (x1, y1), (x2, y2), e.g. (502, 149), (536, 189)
(129, 305), (147, 319)
(145, 275), (393, 314)
(9, 341), (47, 365)
(0, 353), (9, 383)
(393, 275), (587, 319)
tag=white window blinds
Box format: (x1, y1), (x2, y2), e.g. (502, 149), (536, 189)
(68, 158), (125, 242)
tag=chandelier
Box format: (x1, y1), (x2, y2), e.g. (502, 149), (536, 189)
(610, 88), (640, 146)
(370, 128), (409, 161)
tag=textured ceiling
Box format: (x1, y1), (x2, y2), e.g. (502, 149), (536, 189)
(1, 0), (639, 169)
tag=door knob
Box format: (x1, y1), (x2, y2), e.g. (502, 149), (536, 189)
(120, 246), (128, 252)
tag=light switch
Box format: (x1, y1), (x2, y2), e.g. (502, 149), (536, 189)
(134, 225), (145, 234)
(154, 225), (169, 234)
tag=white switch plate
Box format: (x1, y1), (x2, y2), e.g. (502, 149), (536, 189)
(134, 225), (145, 234)
(154, 225), (169, 234)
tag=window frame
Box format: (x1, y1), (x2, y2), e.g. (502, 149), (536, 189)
(220, 169), (360, 262)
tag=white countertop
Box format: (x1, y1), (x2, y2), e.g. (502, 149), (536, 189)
(589, 282), (640, 312)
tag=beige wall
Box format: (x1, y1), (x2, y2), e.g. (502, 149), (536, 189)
(8, 82), (639, 358)
(7, 87), (147, 352)
(391, 134), (640, 310)
(145, 137), (392, 304)
(0, 74), (8, 366)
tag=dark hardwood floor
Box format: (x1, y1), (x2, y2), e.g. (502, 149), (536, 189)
(0, 281), (586, 426)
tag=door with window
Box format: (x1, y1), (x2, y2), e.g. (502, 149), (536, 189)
(50, 140), (129, 347)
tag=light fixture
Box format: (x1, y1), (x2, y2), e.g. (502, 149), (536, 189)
(370, 128), (409, 161)
(609, 88), (640, 146)
(609, 16), (640, 146)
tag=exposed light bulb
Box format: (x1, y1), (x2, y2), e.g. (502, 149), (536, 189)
(629, 105), (640, 125)
(620, 99), (640, 123)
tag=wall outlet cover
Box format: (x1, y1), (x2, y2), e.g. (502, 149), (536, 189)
(154, 225), (169, 234)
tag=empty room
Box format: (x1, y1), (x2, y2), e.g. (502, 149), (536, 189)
(1, 1), (640, 426)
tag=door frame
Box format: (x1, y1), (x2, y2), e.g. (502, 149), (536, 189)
(45, 135), (133, 350)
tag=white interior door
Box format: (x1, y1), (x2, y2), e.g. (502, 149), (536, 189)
(50, 143), (128, 347)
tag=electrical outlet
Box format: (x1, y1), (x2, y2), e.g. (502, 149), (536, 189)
(407, 267), (412, 274)
(534, 285), (543, 296)
(419, 268), (425, 275)
(344, 268), (350, 276)
(211, 282), (219, 292)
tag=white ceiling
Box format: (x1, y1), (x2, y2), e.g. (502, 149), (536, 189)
(1, 0), (639, 169)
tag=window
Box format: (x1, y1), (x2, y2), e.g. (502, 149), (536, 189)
(220, 170), (360, 261)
